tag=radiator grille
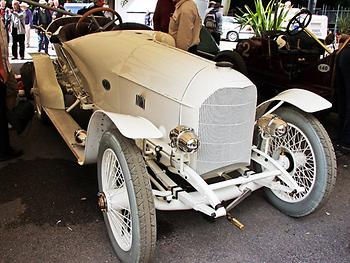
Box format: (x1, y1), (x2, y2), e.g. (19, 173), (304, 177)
(196, 86), (257, 175)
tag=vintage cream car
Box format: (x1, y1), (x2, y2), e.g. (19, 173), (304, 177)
(28, 5), (336, 263)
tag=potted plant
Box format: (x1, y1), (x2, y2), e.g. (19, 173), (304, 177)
(337, 15), (350, 35)
(235, 0), (290, 37)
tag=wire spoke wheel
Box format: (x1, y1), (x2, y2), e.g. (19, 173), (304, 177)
(259, 107), (336, 217)
(101, 148), (132, 251)
(264, 123), (316, 202)
(97, 129), (156, 262)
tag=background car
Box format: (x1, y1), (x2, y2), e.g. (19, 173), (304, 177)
(221, 16), (255, 42)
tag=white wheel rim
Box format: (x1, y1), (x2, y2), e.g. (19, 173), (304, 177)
(101, 148), (132, 251)
(263, 123), (317, 202)
(228, 32), (238, 41)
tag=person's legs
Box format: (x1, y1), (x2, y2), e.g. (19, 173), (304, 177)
(18, 34), (25, 59)
(43, 35), (49, 54)
(11, 28), (19, 59)
(0, 82), (10, 157)
(25, 24), (31, 47)
(38, 32), (43, 52)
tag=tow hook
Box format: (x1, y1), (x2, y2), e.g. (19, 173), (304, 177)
(226, 213), (245, 230)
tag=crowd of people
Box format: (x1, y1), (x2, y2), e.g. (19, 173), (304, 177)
(0, 0), (65, 58)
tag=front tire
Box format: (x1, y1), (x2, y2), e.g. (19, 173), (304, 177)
(97, 129), (156, 263)
(259, 107), (337, 217)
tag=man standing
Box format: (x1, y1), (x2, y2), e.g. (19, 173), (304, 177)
(20, 2), (32, 48)
(0, 18), (22, 161)
(204, 2), (222, 45)
(10, 0), (26, 59)
(153, 0), (175, 33)
(336, 37), (350, 153)
(168, 0), (201, 52)
(33, 0), (52, 54)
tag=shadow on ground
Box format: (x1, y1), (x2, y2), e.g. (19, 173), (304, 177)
(0, 159), (101, 227)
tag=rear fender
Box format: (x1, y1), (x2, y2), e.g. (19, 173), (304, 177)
(256, 89), (332, 119)
(82, 110), (163, 164)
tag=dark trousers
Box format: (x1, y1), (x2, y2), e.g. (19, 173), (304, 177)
(11, 28), (25, 59)
(38, 31), (49, 53)
(0, 82), (10, 156)
(336, 46), (350, 146)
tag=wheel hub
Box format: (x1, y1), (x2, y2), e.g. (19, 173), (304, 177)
(97, 192), (107, 212)
(277, 153), (291, 170)
(273, 147), (295, 173)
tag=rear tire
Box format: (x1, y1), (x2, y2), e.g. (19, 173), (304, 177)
(259, 107), (337, 217)
(97, 129), (156, 263)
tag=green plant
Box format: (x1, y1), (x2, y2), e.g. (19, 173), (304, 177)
(235, 0), (290, 37)
(337, 15), (350, 34)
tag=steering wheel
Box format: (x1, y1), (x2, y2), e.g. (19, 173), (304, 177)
(76, 7), (123, 33)
(286, 9), (312, 36)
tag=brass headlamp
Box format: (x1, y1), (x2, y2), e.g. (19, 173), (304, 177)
(257, 114), (288, 138)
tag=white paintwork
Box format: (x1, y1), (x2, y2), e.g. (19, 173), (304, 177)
(256, 88), (332, 119)
(101, 111), (163, 139)
(63, 30), (254, 151)
(32, 14), (334, 223)
(82, 110), (162, 164)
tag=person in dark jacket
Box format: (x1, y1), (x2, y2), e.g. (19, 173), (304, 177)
(153, 0), (175, 33)
(32, 0), (52, 54)
(204, 2), (222, 45)
(335, 37), (350, 154)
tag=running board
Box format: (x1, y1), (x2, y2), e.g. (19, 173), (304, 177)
(44, 107), (85, 163)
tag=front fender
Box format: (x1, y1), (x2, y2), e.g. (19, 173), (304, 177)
(82, 110), (162, 164)
(256, 89), (332, 119)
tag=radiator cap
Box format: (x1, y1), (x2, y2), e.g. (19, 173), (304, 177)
(215, 61), (234, 68)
